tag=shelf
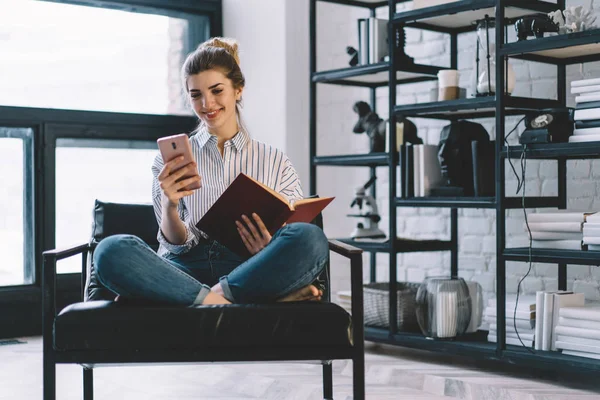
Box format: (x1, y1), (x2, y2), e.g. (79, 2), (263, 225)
(336, 237), (452, 253)
(503, 142), (600, 160)
(503, 346), (600, 372)
(365, 327), (497, 357)
(312, 62), (440, 87)
(503, 248), (600, 266)
(393, 0), (555, 34)
(313, 153), (391, 167)
(501, 29), (600, 65)
(396, 197), (495, 208)
(317, 0), (390, 9)
(394, 96), (561, 119)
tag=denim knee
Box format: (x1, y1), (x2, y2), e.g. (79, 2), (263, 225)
(281, 222), (328, 260)
(93, 234), (140, 284)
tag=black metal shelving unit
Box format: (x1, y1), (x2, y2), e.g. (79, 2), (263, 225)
(309, 0), (600, 371)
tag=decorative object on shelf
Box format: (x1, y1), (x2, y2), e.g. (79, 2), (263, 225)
(465, 281), (484, 334)
(346, 46), (359, 67)
(437, 69), (460, 101)
(347, 176), (386, 240)
(515, 13), (560, 41)
(562, 5), (597, 33)
(430, 120), (490, 197)
(415, 276), (472, 339)
(519, 108), (574, 144)
(363, 282), (420, 331)
(352, 101), (422, 153)
(471, 140), (496, 197)
(473, 16), (515, 96)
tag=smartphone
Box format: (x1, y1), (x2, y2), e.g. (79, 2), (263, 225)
(157, 133), (201, 190)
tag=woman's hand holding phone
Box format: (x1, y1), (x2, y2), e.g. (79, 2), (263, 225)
(157, 156), (202, 207)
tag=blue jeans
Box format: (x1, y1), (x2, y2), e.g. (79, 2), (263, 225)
(93, 222), (328, 305)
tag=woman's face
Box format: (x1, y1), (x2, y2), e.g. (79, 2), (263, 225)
(187, 69), (242, 134)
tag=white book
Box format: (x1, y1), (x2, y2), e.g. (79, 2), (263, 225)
(575, 92), (600, 103)
(413, 144), (422, 197)
(572, 77), (600, 87)
(556, 340), (600, 354)
(559, 316), (600, 330)
(535, 291), (545, 350)
(528, 211), (590, 223)
(490, 323), (535, 334)
(531, 240), (582, 250)
(562, 350), (600, 359)
(483, 316), (535, 330)
(586, 214), (600, 223)
(583, 227), (600, 237)
(489, 329), (535, 341)
(589, 244), (600, 251)
(556, 325), (600, 340)
(583, 236), (600, 245)
(530, 231), (583, 240)
(488, 334), (533, 347)
(542, 291), (556, 351)
(569, 135), (600, 143)
(358, 19), (369, 65)
(368, 18), (388, 64)
(528, 222), (583, 232)
(420, 144), (443, 197)
(572, 84), (600, 94)
(574, 107), (600, 121)
(574, 127), (600, 136)
(487, 295), (536, 311)
(557, 335), (600, 347)
(551, 292), (585, 350)
(560, 305), (600, 322)
(484, 306), (534, 320)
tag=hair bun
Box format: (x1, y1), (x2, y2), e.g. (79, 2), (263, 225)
(201, 37), (240, 66)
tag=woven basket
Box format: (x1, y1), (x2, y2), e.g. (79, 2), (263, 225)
(363, 282), (420, 332)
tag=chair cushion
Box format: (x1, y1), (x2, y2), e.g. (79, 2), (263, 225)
(54, 301), (353, 351)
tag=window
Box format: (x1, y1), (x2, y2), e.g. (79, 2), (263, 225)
(0, 128), (34, 286)
(0, 0), (192, 115)
(55, 139), (159, 274)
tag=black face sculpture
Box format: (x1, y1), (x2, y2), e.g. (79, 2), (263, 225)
(438, 120), (490, 195)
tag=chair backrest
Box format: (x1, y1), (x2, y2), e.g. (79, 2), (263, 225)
(85, 199), (330, 302)
(86, 200), (159, 301)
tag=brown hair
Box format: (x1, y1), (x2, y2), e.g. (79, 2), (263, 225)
(181, 37), (245, 98)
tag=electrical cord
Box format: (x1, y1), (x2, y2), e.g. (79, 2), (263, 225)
(504, 117), (536, 353)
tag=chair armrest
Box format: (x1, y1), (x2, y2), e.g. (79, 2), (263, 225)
(42, 242), (91, 261)
(328, 239), (363, 258)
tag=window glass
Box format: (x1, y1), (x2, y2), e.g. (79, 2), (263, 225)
(0, 0), (191, 115)
(55, 139), (159, 274)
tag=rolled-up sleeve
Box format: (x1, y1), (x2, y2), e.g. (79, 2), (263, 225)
(151, 154), (198, 255)
(275, 156), (303, 203)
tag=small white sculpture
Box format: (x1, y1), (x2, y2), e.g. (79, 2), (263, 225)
(549, 4), (597, 34)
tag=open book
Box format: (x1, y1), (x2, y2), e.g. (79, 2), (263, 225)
(196, 173), (334, 257)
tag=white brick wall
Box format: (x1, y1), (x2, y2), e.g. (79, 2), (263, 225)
(315, 1), (600, 304)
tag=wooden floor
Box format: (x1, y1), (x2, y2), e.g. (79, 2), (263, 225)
(2, 337), (600, 399)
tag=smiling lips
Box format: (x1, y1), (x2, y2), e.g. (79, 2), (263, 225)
(205, 109), (222, 120)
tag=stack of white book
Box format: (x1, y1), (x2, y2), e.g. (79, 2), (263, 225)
(526, 211), (592, 250)
(583, 213), (600, 251)
(570, 77), (600, 143)
(485, 295), (536, 347)
(535, 291), (585, 351)
(555, 305), (600, 359)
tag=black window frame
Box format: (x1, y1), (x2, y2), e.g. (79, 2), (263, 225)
(0, 0), (221, 338)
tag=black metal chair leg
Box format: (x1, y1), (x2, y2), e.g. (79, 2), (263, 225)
(322, 362), (333, 399)
(43, 353), (56, 400)
(353, 351), (365, 400)
(83, 368), (93, 400)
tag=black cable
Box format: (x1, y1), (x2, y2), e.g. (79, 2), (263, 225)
(513, 145), (536, 353)
(505, 116), (527, 194)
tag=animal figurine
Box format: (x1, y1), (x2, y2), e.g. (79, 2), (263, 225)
(515, 13), (559, 41)
(346, 46), (359, 67)
(352, 101), (421, 153)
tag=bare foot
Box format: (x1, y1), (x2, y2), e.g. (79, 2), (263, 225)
(201, 291), (231, 305)
(278, 284), (323, 302)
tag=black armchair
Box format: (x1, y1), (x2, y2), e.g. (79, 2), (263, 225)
(42, 200), (365, 399)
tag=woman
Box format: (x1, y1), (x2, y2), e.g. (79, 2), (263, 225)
(94, 38), (328, 306)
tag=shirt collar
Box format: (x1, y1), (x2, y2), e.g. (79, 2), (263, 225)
(192, 125), (249, 152)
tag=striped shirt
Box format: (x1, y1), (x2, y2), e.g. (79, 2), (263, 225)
(151, 126), (303, 256)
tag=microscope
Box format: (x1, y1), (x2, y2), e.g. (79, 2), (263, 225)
(347, 176), (386, 239)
